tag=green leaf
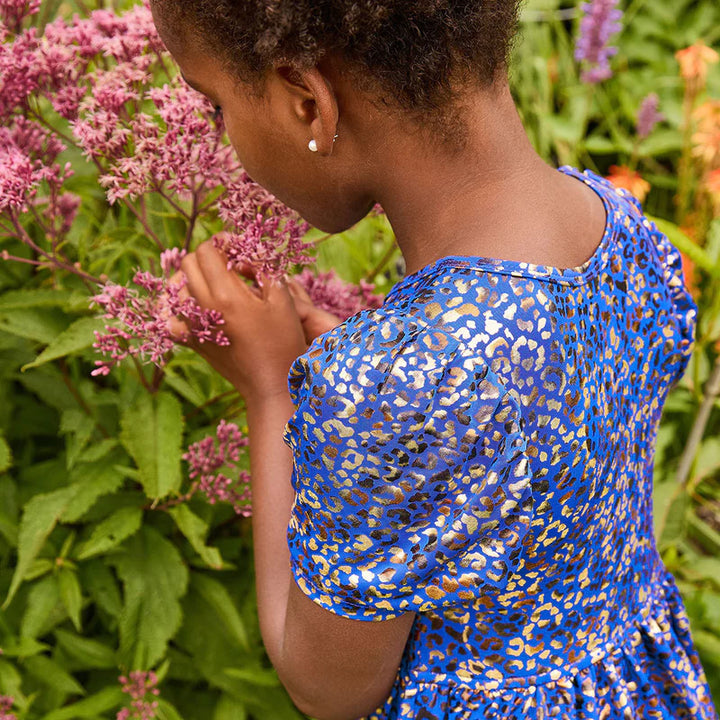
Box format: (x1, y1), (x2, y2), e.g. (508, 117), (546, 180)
(0, 431), (11, 473)
(4, 486), (77, 608)
(190, 573), (249, 651)
(54, 629), (116, 670)
(0, 636), (49, 658)
(0, 308), (70, 344)
(214, 695), (248, 720)
(76, 506), (143, 560)
(61, 460), (126, 523)
(22, 317), (106, 371)
(0, 289), (74, 311)
(58, 567), (83, 632)
(21, 573), (61, 639)
(110, 526), (189, 669)
(0, 507), (18, 546)
(0, 658), (23, 699)
(24, 558), (54, 581)
(120, 393), (184, 500)
(170, 505), (224, 569)
(688, 513), (720, 556)
(156, 699), (184, 720)
(25, 654), (86, 696)
(80, 560), (122, 619)
(43, 686), (125, 720)
(222, 667), (279, 687)
(647, 215), (720, 278)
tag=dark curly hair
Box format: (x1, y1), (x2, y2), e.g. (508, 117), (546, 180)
(152, 0), (523, 134)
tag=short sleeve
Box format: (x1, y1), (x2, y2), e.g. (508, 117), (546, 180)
(640, 215), (698, 379)
(283, 312), (534, 621)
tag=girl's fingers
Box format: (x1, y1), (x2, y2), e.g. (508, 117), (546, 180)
(181, 253), (212, 308)
(196, 241), (258, 302)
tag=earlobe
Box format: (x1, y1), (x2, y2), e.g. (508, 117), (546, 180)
(275, 64), (339, 156)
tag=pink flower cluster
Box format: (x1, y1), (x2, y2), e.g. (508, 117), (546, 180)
(0, 695), (16, 720)
(91, 250), (229, 376)
(295, 268), (384, 320)
(0, 4), (164, 121)
(215, 172), (314, 279)
(0, 0), (39, 33)
(117, 670), (159, 720)
(74, 74), (239, 205)
(184, 420), (252, 516)
(0, 116), (76, 231)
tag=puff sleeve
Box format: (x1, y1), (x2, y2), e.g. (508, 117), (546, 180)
(283, 312), (534, 621)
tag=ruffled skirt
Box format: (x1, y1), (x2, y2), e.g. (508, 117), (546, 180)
(367, 575), (718, 720)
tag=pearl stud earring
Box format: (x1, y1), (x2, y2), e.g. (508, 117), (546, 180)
(308, 134), (339, 153)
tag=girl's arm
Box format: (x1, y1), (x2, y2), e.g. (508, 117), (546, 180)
(179, 242), (415, 720)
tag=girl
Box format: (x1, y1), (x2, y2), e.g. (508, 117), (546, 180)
(149, 1), (718, 718)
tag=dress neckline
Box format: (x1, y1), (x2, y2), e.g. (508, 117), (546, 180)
(385, 165), (621, 302)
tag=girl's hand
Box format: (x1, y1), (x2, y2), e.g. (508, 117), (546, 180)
(286, 277), (343, 344)
(173, 241), (308, 402)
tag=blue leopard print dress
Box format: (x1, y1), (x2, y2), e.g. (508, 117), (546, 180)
(283, 166), (718, 719)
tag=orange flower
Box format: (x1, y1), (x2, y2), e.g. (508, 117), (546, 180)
(706, 168), (720, 214)
(675, 42), (719, 83)
(606, 165), (651, 203)
(692, 100), (720, 166)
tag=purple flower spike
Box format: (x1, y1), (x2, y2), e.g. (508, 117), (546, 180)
(637, 93), (664, 139)
(575, 0), (623, 84)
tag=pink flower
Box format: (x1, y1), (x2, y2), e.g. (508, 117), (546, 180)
(295, 268), (383, 320)
(184, 421), (252, 516)
(0, 0), (40, 33)
(117, 671), (159, 720)
(91, 270), (229, 376)
(0, 695), (17, 720)
(214, 172), (313, 278)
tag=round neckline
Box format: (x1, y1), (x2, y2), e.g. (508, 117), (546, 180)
(385, 165), (618, 302)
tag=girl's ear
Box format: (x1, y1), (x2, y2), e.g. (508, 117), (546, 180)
(274, 65), (339, 156)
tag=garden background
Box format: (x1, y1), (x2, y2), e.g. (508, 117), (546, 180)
(0, 0), (719, 717)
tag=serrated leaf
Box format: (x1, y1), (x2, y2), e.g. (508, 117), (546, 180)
(80, 560), (122, 619)
(25, 654), (86, 696)
(43, 686), (125, 720)
(120, 393), (184, 500)
(170, 505), (223, 569)
(58, 568), (83, 632)
(21, 573), (61, 640)
(61, 460), (126, 523)
(4, 486), (77, 608)
(22, 317), (106, 370)
(190, 574), (248, 651)
(0, 432), (11, 473)
(110, 526), (189, 669)
(76, 506), (143, 560)
(54, 629), (116, 670)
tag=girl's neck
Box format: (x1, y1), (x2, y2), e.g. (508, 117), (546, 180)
(368, 83), (604, 275)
